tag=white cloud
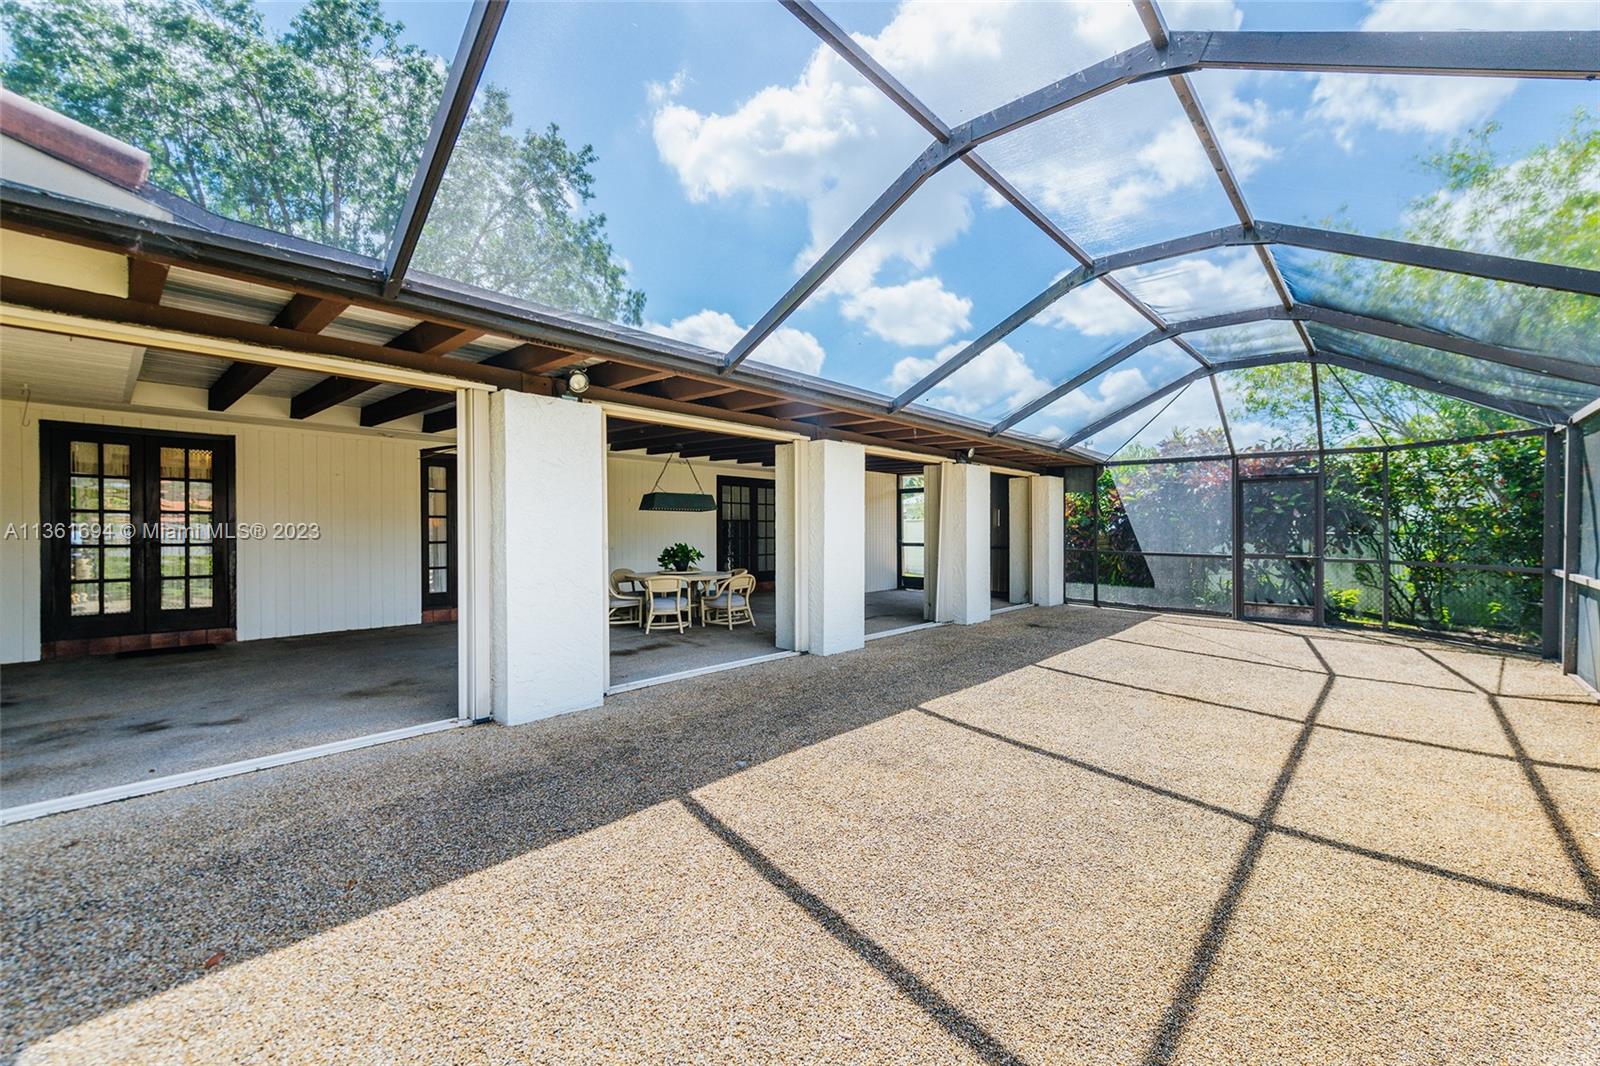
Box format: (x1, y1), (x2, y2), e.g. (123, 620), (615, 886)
(1310, 1), (1594, 147)
(650, 1), (1256, 323)
(840, 277), (972, 347)
(1035, 277), (1150, 336)
(1113, 248), (1278, 320)
(646, 310), (826, 376)
(887, 339), (1047, 415)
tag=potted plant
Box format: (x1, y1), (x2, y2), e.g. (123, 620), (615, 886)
(658, 542), (704, 572)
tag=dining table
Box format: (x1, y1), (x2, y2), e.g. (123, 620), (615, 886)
(626, 569), (731, 620)
(630, 569), (731, 593)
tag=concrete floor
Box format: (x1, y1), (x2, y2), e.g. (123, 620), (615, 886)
(1, 624), (455, 808)
(3, 607), (1597, 1063)
(865, 589), (1020, 636)
(864, 587), (927, 634)
(609, 598), (778, 688)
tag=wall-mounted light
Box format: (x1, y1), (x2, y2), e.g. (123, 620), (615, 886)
(564, 369), (591, 396)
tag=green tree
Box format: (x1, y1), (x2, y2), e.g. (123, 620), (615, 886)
(1, 0), (645, 324)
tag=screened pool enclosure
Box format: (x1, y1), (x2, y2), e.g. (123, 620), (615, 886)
(2, 0), (1596, 670)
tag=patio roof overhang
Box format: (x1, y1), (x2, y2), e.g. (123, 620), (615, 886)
(0, 182), (1078, 472)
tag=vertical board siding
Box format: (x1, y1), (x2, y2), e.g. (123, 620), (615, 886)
(606, 452), (774, 574)
(865, 471), (898, 593)
(0, 399), (425, 662)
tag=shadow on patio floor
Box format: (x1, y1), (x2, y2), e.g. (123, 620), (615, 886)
(4, 606), (1596, 1062)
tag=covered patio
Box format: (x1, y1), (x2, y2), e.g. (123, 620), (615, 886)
(3, 608), (1594, 1062)
(0, 624), (456, 809)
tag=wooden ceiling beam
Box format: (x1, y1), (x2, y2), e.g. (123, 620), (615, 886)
(292, 377), (379, 420)
(386, 321), (483, 356)
(272, 293), (349, 332)
(423, 407), (456, 434)
(586, 363), (674, 390)
(703, 391), (789, 413)
(644, 378), (738, 402)
(582, 385), (1042, 471)
(210, 293), (351, 410)
(484, 342), (579, 373)
(208, 362), (274, 412)
(756, 401), (830, 419)
(0, 278), (518, 386)
(127, 258), (168, 304)
(359, 388), (455, 427)
(644, 433), (746, 454)
(808, 411), (886, 428)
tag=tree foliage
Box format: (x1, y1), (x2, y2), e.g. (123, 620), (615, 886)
(1061, 118), (1589, 644)
(1, 0), (646, 323)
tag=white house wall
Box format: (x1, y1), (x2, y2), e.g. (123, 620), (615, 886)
(864, 470), (897, 593)
(0, 397), (427, 662)
(606, 451), (772, 574)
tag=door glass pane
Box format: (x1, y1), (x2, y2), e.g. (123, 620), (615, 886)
(188, 546), (213, 576)
(1241, 480), (1315, 556)
(901, 545), (925, 579)
(103, 515), (132, 544)
(428, 569), (449, 593)
(428, 490), (448, 517)
(71, 583), (99, 615)
(70, 547), (99, 580)
(160, 447), (186, 478)
(161, 546), (186, 576)
(104, 547), (131, 579)
(188, 579), (213, 608)
(428, 544), (448, 568)
(190, 522), (212, 544)
(103, 581), (132, 615)
(428, 465), (447, 490)
(188, 449), (213, 479)
(103, 444), (130, 477)
(188, 481), (213, 511)
(69, 477), (99, 509)
(70, 441), (98, 474)
(70, 513), (100, 543)
(160, 480), (186, 512)
(161, 579), (187, 609)
(103, 478), (131, 510)
(428, 517), (448, 542)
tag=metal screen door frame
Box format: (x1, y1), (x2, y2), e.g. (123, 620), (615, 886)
(1233, 462), (1324, 626)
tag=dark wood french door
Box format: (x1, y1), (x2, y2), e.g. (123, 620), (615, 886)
(421, 454), (457, 611)
(40, 422), (234, 642)
(715, 476), (775, 581)
(991, 473), (1010, 599)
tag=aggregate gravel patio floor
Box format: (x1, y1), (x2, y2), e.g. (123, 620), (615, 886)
(2, 606), (1597, 1064)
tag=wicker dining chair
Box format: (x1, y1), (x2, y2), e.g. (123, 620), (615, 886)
(642, 575), (690, 634)
(608, 569), (643, 627)
(700, 573), (757, 630)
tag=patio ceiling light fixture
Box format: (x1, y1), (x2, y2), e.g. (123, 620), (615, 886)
(639, 452), (715, 512)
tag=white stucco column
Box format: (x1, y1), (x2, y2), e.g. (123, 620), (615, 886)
(1008, 477), (1030, 604)
(779, 438), (864, 655)
(1030, 474), (1065, 607)
(939, 463), (992, 625)
(488, 391), (606, 724)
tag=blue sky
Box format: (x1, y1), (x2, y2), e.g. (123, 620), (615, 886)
(267, 0), (1597, 447)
